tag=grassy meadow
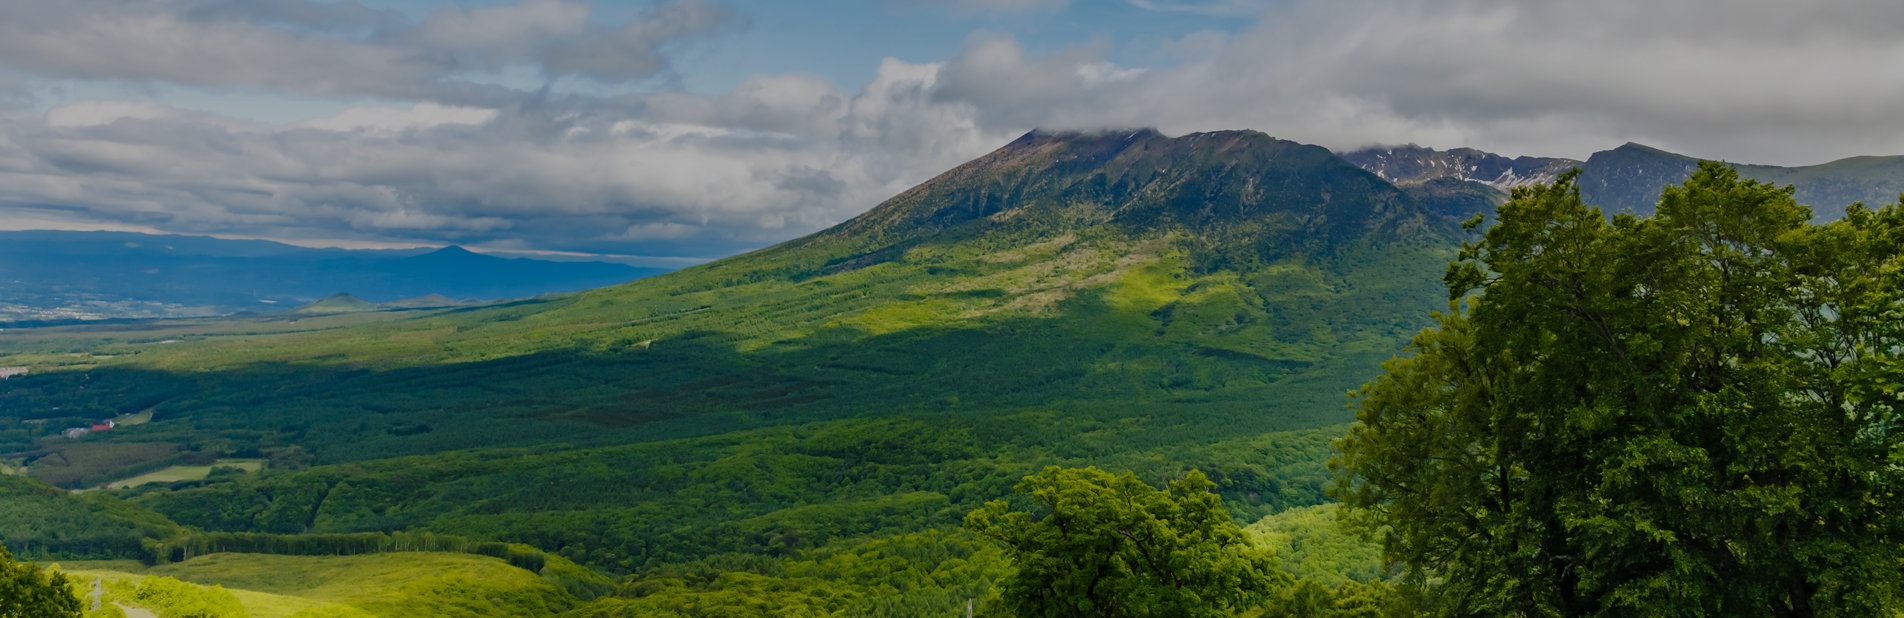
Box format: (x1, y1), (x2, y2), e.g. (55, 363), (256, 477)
(57, 551), (580, 618)
(102, 459), (264, 490)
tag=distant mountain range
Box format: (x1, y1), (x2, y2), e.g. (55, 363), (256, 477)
(1337, 143), (1904, 220)
(0, 231), (667, 321)
(1337, 144), (1580, 190)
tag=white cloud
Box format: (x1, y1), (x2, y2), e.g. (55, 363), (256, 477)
(44, 101), (177, 128)
(0, 0), (732, 101)
(919, 0), (1904, 164)
(410, 0), (592, 56)
(0, 64), (1012, 257)
(1125, 0), (1274, 17)
(946, 0), (1072, 16)
(292, 103), (499, 134)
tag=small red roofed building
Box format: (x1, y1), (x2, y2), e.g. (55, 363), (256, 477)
(91, 420), (115, 431)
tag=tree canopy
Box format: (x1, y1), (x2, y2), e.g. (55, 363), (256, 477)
(1333, 162), (1904, 617)
(966, 466), (1287, 618)
(0, 542), (82, 618)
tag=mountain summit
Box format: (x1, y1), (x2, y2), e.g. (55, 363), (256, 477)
(735, 129), (1441, 283)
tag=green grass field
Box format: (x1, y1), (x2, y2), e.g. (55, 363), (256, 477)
(59, 562), (336, 618)
(102, 459), (264, 490)
(58, 551), (576, 618)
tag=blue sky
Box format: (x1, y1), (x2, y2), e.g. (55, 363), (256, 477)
(1, 0), (1900, 263)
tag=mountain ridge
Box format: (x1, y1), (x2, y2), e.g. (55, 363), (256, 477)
(1337, 143), (1581, 190)
(0, 232), (665, 320)
(1339, 142), (1904, 219)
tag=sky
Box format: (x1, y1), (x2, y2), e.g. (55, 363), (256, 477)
(2, 0), (1902, 265)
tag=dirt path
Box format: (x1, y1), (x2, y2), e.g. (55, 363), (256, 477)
(115, 603), (157, 618)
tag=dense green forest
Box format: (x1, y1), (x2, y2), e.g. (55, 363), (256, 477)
(5, 413), (1342, 574)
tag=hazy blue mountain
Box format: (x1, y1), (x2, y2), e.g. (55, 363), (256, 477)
(289, 293), (382, 314)
(1578, 143), (1904, 219)
(0, 231), (665, 321)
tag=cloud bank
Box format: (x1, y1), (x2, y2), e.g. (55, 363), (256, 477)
(2, 0), (1902, 259)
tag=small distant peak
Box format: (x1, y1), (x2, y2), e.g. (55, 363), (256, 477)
(379, 294), (471, 309)
(1613, 142), (1677, 155)
(1592, 142), (1694, 162)
(430, 245), (476, 255)
(291, 292), (381, 314)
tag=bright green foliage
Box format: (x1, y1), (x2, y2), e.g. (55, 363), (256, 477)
(132, 576), (247, 618)
(0, 542), (83, 618)
(82, 603), (127, 618)
(570, 571), (852, 618)
(567, 530), (1011, 618)
(1244, 505), (1384, 586)
(1258, 579), (1420, 618)
(967, 467), (1287, 617)
(138, 552), (577, 618)
(0, 475), (185, 562)
(1334, 163), (1904, 616)
(286, 607), (375, 618)
(107, 418), (1339, 572)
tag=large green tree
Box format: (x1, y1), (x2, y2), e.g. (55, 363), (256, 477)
(1333, 163), (1904, 617)
(966, 467), (1287, 617)
(0, 542), (83, 618)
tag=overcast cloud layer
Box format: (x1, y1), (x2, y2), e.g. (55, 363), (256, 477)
(2, 0), (1902, 260)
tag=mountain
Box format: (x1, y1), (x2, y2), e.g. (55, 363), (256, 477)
(0, 129), (1459, 575)
(1335, 144), (1577, 221)
(1576, 143), (1904, 219)
(1340, 142), (1904, 220)
(290, 293), (382, 314)
(8, 129), (1461, 446)
(1338, 143), (1580, 190)
(378, 294), (476, 309)
(0, 232), (666, 321)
